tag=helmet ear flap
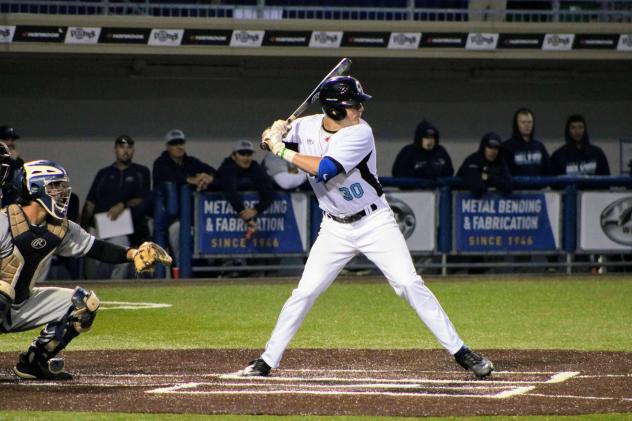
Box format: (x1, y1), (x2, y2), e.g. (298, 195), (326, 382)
(323, 106), (346, 121)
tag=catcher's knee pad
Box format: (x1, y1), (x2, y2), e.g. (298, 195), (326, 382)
(69, 287), (100, 333)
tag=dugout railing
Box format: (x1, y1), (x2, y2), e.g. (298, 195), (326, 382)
(153, 175), (632, 278)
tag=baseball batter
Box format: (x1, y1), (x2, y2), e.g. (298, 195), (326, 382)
(236, 75), (493, 378)
(0, 159), (171, 380)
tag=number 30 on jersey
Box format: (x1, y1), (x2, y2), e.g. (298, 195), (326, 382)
(339, 183), (364, 201)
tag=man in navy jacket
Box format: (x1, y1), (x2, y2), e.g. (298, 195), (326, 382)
(392, 120), (454, 182)
(550, 114), (610, 176)
(457, 132), (513, 198)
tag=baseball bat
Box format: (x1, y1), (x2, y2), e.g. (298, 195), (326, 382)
(260, 57), (352, 150)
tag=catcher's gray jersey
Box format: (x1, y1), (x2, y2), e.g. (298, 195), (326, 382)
(0, 214), (94, 283)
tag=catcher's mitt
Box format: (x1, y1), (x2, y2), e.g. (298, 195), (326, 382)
(133, 242), (173, 274)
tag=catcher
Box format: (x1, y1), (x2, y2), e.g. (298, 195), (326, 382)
(0, 159), (171, 380)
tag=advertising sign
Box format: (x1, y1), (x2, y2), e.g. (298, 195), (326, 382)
(309, 192), (436, 252)
(196, 191), (308, 256)
(454, 191), (561, 252)
(579, 191), (632, 251)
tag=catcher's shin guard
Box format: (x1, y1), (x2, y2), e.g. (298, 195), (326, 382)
(30, 287), (100, 361)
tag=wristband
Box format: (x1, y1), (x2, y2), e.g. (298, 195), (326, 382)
(278, 147), (297, 163)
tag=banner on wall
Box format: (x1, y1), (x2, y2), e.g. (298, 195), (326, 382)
(195, 191), (308, 256)
(579, 191), (632, 251)
(385, 192), (436, 252)
(309, 192), (436, 252)
(454, 191), (561, 252)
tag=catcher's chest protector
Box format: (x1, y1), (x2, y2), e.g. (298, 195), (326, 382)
(0, 205), (68, 304)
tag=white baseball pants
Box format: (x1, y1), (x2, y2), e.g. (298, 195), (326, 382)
(261, 207), (464, 368)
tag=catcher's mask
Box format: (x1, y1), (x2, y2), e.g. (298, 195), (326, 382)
(22, 160), (72, 220)
(0, 142), (11, 188)
(319, 75), (372, 121)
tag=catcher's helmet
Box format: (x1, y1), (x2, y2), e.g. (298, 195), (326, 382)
(318, 76), (372, 121)
(22, 160), (72, 220)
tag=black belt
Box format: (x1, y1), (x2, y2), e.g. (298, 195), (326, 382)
(326, 203), (378, 224)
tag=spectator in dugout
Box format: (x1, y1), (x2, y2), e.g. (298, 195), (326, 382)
(80, 135), (151, 279)
(457, 132), (513, 199)
(152, 129), (215, 268)
(550, 114), (610, 176)
(502, 107), (551, 176)
(216, 139), (275, 233)
(391, 119), (454, 187)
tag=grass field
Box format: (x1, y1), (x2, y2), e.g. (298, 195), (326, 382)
(1, 274), (631, 420)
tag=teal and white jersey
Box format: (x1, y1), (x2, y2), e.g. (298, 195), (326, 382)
(284, 114), (384, 218)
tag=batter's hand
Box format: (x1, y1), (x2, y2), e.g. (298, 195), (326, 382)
(263, 126), (285, 156)
(132, 242), (173, 275)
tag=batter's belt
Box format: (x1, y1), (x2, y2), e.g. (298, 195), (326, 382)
(324, 203), (378, 224)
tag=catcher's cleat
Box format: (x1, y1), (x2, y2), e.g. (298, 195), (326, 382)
(454, 346), (494, 378)
(13, 353), (73, 381)
(236, 358), (271, 377)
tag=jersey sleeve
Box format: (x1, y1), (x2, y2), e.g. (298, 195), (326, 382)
(325, 123), (373, 173)
(56, 220), (96, 258)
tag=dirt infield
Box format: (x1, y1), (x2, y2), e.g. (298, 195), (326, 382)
(0, 349), (631, 417)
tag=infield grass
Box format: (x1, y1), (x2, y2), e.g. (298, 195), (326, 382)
(1, 275), (630, 420)
(0, 275), (630, 352)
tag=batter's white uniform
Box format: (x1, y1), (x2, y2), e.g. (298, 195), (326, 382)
(261, 114), (464, 368)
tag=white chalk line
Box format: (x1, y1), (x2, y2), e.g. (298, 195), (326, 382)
(526, 393), (632, 402)
(146, 371), (578, 399)
(99, 301), (172, 310)
(145, 384), (527, 399)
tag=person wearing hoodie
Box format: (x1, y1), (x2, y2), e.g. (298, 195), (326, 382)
(502, 108), (551, 176)
(550, 114), (610, 176)
(457, 132), (513, 199)
(392, 120), (454, 182)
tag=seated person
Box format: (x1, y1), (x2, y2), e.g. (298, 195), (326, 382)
(392, 120), (453, 183)
(216, 139), (276, 234)
(457, 132), (513, 198)
(81, 135), (151, 279)
(152, 129), (216, 266)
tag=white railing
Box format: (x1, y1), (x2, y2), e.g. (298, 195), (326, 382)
(1, 0), (631, 23)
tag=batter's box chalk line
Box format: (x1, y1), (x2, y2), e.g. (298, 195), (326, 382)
(144, 370), (581, 399)
(99, 301), (172, 310)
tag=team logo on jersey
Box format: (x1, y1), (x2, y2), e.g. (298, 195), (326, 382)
(600, 196), (632, 245)
(31, 238), (47, 249)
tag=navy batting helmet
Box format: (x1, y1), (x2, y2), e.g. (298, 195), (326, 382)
(318, 76), (371, 120)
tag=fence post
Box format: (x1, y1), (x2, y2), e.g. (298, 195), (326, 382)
(438, 185), (452, 275)
(563, 183), (577, 273)
(152, 188), (168, 278)
(179, 185), (194, 279)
